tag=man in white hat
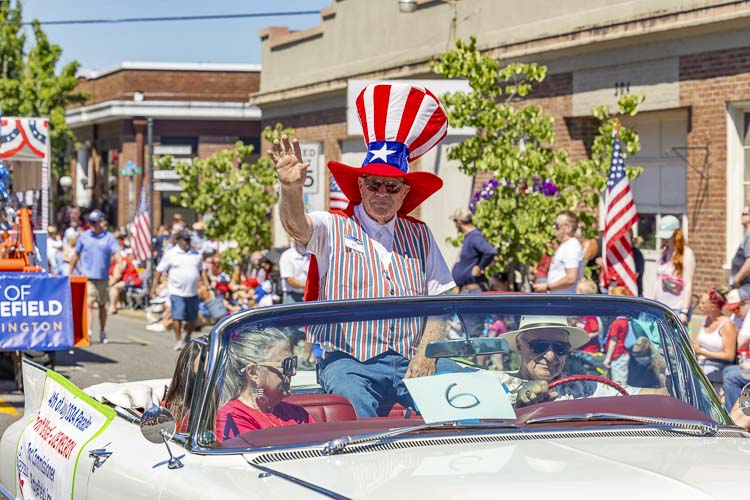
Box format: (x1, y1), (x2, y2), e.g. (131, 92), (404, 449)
(497, 316), (665, 406)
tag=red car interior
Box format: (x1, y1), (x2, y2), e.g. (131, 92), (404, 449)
(282, 394), (416, 422)
(222, 395), (714, 449)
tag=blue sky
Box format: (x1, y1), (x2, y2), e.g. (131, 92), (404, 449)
(21, 0), (332, 71)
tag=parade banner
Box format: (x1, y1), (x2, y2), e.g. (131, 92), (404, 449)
(15, 370), (116, 499)
(0, 274), (74, 350)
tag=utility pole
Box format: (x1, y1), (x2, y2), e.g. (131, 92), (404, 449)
(147, 117), (154, 233)
(146, 117), (155, 291)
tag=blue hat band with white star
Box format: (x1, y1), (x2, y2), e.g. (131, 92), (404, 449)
(362, 141), (410, 173)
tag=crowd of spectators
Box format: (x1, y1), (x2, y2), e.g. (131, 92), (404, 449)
(49, 208), (296, 350)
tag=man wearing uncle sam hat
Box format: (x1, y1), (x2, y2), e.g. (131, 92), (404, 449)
(270, 82), (467, 417)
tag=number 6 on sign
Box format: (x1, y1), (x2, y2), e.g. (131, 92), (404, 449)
(403, 371), (516, 424)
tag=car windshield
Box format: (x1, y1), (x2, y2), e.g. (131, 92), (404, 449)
(190, 295), (730, 451)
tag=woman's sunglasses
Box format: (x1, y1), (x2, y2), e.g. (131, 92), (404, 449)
(527, 340), (571, 357)
(261, 355), (297, 378)
(364, 179), (405, 194)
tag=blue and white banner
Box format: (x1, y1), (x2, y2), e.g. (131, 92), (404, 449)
(0, 274), (73, 351)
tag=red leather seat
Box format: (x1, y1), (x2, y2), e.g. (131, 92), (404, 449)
(283, 393), (357, 423)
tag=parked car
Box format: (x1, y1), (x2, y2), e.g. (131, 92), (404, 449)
(2, 294), (749, 499)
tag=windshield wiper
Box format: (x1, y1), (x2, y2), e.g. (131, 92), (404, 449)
(525, 412), (718, 436)
(321, 420), (520, 456)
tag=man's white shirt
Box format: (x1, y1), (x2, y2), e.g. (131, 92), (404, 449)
(156, 246), (203, 297)
(279, 246), (310, 294)
(299, 204), (455, 295)
(548, 237), (584, 294)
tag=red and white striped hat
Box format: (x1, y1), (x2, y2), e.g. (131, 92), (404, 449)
(327, 82), (448, 214)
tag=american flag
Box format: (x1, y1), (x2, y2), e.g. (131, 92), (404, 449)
(329, 174), (348, 210)
(132, 185), (152, 262)
(602, 128), (638, 295)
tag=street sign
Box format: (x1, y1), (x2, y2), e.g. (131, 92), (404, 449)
(153, 169), (181, 181)
(119, 160), (143, 176)
(154, 144), (192, 156)
(300, 142), (322, 194)
(154, 181), (183, 192)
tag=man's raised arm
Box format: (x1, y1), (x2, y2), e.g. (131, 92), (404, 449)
(268, 135), (314, 246)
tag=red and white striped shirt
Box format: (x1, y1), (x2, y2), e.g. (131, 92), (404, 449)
(303, 204), (454, 361)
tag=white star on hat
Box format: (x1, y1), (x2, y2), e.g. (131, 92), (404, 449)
(369, 143), (396, 163)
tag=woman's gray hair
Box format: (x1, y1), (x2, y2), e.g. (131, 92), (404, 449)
(220, 327), (289, 405)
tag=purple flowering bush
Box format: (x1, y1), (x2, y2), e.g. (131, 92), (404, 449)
(469, 177), (558, 214)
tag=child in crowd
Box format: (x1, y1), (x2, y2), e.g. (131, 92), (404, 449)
(603, 286), (633, 385)
(576, 278), (603, 353)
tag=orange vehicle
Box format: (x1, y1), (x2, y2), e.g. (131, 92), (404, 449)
(0, 207), (89, 389)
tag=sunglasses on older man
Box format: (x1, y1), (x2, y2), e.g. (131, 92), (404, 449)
(364, 178), (405, 194)
(527, 340), (571, 357)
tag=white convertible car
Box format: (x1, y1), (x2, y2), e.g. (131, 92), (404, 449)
(2, 295), (749, 499)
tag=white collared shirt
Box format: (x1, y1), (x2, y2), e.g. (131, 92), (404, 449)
(300, 204), (454, 295)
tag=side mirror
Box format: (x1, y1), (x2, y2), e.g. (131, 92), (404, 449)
(739, 384), (750, 416)
(141, 406), (177, 443)
(425, 337), (509, 359)
(140, 406), (183, 469)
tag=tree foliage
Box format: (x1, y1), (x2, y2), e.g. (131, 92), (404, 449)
(431, 37), (643, 277)
(0, 1), (89, 178)
(156, 125), (289, 264)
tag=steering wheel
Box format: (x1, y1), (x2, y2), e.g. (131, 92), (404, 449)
(549, 375), (628, 396)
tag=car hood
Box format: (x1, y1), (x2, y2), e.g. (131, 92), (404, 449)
(246, 433), (750, 499)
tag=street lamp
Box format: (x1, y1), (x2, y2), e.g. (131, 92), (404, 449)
(398, 0), (459, 44)
(398, 0), (418, 13)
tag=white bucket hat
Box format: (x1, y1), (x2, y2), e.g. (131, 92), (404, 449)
(501, 315), (590, 352)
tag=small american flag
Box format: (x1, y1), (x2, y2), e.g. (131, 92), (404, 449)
(132, 185), (152, 262)
(329, 174), (348, 210)
(602, 127), (638, 295)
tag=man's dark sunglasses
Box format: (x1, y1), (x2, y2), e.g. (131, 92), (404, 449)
(365, 179), (405, 194)
(261, 355), (297, 377)
(527, 340), (571, 356)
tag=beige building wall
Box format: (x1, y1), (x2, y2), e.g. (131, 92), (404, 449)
(256, 0), (750, 291)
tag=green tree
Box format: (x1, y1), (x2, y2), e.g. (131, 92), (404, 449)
(0, 1), (88, 179)
(432, 37), (643, 284)
(156, 125), (288, 264)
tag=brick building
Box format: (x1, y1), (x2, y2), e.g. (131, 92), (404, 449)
(65, 62), (261, 228)
(253, 0), (750, 294)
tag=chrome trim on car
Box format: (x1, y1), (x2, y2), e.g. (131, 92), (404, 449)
(249, 426), (749, 464)
(247, 461), (350, 499)
(0, 481), (14, 499)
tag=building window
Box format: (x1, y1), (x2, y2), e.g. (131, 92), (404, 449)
(744, 113), (750, 205)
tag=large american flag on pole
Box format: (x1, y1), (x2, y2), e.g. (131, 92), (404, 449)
(132, 185), (152, 262)
(602, 126), (638, 295)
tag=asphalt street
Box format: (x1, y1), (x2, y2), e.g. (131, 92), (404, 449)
(0, 311), (187, 434)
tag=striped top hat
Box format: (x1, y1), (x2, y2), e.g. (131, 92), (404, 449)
(327, 82), (448, 214)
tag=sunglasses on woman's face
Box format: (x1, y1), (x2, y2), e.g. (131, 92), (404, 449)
(261, 355), (297, 378)
(527, 339), (571, 357)
(364, 178), (405, 194)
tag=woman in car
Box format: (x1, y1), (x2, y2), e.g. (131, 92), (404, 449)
(215, 328), (313, 442)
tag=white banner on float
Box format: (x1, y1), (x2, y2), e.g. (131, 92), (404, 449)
(15, 370), (115, 499)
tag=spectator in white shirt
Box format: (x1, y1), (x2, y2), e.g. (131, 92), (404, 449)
(279, 245), (310, 303)
(533, 210), (584, 294)
(151, 231), (209, 351)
